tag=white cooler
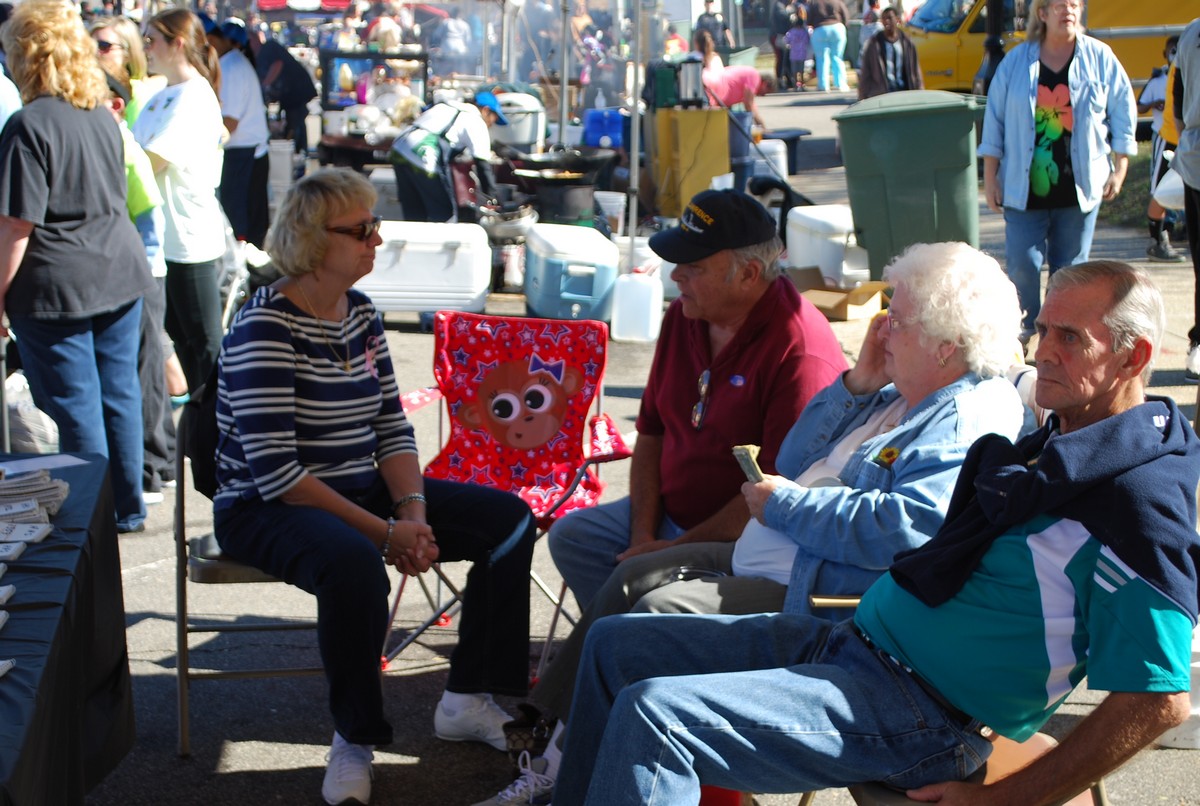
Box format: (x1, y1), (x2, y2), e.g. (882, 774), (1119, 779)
(355, 221), (491, 313)
(524, 224), (619, 321)
(786, 204), (870, 288)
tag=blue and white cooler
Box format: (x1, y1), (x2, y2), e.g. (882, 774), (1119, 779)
(524, 223), (619, 321)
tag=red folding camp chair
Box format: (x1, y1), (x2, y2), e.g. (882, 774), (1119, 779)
(385, 311), (632, 677)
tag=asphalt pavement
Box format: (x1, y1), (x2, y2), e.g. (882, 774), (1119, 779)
(84, 89), (1200, 806)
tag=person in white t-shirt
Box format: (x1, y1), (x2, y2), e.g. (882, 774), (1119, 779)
(134, 7), (226, 395)
(388, 92), (507, 222)
(208, 18), (270, 248)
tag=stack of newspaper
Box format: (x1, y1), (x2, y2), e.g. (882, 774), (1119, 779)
(0, 469), (68, 520)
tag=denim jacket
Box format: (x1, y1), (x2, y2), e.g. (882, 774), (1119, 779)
(761, 372), (1024, 615)
(978, 35), (1136, 213)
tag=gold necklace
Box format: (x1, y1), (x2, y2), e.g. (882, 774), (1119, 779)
(295, 280), (352, 372)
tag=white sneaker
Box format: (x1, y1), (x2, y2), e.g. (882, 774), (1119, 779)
(1187, 343), (1200, 383)
(434, 693), (512, 751)
(143, 490), (165, 506)
(322, 732), (374, 805)
(472, 751), (556, 805)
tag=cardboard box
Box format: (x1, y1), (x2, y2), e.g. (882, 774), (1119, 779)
(802, 281), (891, 321)
(786, 266), (826, 293)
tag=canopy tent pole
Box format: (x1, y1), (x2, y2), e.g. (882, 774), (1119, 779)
(557, 0), (570, 144)
(624, 0), (642, 239)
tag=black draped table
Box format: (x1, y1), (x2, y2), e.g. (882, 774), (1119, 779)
(0, 454), (135, 805)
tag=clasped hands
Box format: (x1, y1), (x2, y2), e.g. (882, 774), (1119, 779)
(382, 519), (440, 575)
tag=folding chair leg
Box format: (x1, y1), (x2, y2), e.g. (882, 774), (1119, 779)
(381, 565), (464, 666)
(536, 580), (571, 680)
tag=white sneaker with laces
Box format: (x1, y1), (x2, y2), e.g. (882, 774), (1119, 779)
(322, 732), (374, 805)
(434, 693), (512, 751)
(1187, 343), (1200, 383)
(472, 751), (556, 805)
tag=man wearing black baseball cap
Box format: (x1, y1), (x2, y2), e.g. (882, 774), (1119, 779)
(547, 189), (848, 610)
(478, 191), (847, 805)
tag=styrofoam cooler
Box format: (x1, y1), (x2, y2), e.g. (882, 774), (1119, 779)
(786, 204), (870, 288)
(610, 270), (664, 342)
(524, 223), (619, 321)
(354, 221), (490, 313)
(751, 139), (789, 179)
(268, 139), (296, 186)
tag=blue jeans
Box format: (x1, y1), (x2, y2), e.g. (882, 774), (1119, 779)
(811, 23), (847, 91)
(546, 496), (685, 609)
(1003, 204), (1099, 335)
(12, 300), (146, 531)
(214, 476), (537, 744)
(555, 614), (994, 805)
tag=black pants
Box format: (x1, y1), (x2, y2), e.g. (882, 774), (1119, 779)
(215, 476), (537, 745)
(220, 147), (270, 248)
(1186, 180), (1200, 344)
(139, 277), (174, 490)
(164, 258), (223, 392)
(393, 160), (456, 222)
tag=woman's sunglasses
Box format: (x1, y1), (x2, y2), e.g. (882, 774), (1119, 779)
(326, 216), (383, 242)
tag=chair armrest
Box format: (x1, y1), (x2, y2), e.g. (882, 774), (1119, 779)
(587, 413), (633, 463)
(400, 386), (443, 414)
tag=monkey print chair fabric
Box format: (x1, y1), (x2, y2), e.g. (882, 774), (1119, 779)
(421, 311), (630, 526)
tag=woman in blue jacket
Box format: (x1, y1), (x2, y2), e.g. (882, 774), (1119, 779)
(980, 0), (1135, 340)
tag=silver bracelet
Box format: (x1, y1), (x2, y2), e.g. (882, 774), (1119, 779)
(392, 492), (427, 516)
(380, 517), (395, 560)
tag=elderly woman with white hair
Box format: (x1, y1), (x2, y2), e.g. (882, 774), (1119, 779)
(478, 241), (1030, 806)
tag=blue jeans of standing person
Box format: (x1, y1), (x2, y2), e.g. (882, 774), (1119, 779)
(11, 300), (146, 532)
(164, 258), (224, 392)
(1003, 204), (1099, 336)
(554, 614), (995, 805)
(546, 495), (686, 609)
(811, 23), (848, 91)
(214, 476), (537, 745)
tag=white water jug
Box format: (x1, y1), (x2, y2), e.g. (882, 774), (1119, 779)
(610, 270), (663, 342)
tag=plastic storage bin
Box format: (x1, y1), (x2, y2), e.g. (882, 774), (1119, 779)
(354, 221), (490, 313)
(524, 223), (620, 320)
(786, 204), (870, 288)
(834, 90), (985, 278)
(583, 108), (624, 148)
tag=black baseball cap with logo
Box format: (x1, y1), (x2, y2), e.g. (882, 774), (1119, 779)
(649, 189), (777, 264)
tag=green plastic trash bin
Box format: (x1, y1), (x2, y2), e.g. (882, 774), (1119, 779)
(834, 90), (986, 279)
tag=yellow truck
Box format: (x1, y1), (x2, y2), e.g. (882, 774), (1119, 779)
(903, 0), (1193, 92)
